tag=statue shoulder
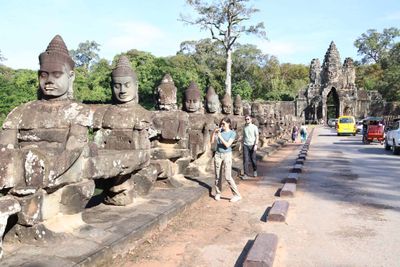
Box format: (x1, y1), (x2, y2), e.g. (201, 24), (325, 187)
(65, 101), (93, 127)
(2, 101), (37, 129)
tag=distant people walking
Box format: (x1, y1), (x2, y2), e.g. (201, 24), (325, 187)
(291, 125), (299, 143)
(300, 123), (308, 143)
(243, 115), (259, 178)
(210, 117), (242, 202)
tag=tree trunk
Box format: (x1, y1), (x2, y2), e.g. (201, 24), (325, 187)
(225, 49), (232, 95)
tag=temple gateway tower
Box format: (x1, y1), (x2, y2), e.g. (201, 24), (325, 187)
(296, 41), (375, 122)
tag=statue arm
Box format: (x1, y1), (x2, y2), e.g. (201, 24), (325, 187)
(0, 129), (18, 148)
(48, 124), (88, 180)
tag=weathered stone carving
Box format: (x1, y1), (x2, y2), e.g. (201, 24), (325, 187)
(152, 74), (191, 184)
(295, 41), (388, 121)
(91, 56), (155, 205)
(0, 35), (94, 244)
(221, 93), (233, 115)
(322, 41), (342, 85)
(233, 95), (243, 116)
(309, 58), (321, 84)
(205, 86), (221, 113)
(184, 81), (202, 113)
(342, 57), (355, 89)
(155, 74), (177, 111)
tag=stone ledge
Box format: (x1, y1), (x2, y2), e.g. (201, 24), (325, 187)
(1, 178), (213, 267)
(243, 233), (278, 267)
(267, 200), (289, 222)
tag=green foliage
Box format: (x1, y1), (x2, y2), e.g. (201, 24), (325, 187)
(232, 80), (252, 100)
(354, 27), (400, 64)
(355, 64), (383, 91)
(180, 0), (266, 94)
(70, 41), (101, 70)
(0, 67), (37, 125)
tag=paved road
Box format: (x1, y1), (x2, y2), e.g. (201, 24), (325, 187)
(122, 126), (400, 267)
(273, 126), (400, 266)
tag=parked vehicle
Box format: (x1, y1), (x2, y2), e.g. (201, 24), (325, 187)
(327, 118), (338, 127)
(336, 116), (356, 136)
(385, 118), (400, 155)
(361, 117), (385, 144)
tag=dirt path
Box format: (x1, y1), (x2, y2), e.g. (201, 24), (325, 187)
(118, 143), (301, 267)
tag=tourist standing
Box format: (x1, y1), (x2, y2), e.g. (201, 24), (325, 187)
(243, 115), (259, 178)
(210, 117), (242, 202)
(291, 125), (299, 143)
(300, 123), (308, 143)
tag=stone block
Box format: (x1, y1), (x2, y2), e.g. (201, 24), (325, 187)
(0, 196), (21, 216)
(298, 154), (306, 160)
(175, 157), (191, 174)
(151, 159), (174, 179)
(0, 149), (24, 189)
(132, 165), (158, 196)
(280, 183), (296, 197)
(244, 233), (278, 267)
(292, 164), (303, 173)
(0, 196), (22, 258)
(17, 189), (46, 226)
(60, 180), (95, 214)
(268, 200), (289, 222)
(284, 172), (299, 183)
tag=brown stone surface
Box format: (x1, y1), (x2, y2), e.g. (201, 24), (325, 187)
(268, 200), (289, 222)
(244, 233), (278, 267)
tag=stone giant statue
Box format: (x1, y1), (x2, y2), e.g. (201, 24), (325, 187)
(0, 35), (93, 237)
(91, 55), (155, 205)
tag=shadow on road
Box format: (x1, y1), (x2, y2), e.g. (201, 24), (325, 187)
(234, 240), (254, 267)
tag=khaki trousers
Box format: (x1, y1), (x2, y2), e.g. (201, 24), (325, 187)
(214, 152), (240, 196)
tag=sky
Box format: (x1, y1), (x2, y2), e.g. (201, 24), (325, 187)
(1, 0), (399, 70)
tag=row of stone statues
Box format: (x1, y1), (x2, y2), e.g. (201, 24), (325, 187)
(0, 35), (298, 255)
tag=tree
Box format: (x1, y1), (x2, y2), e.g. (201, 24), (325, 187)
(180, 0), (266, 95)
(354, 27), (400, 64)
(70, 41), (101, 70)
(0, 49), (6, 62)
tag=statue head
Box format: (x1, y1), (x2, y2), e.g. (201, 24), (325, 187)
(233, 95), (243, 115)
(205, 86), (220, 113)
(242, 101), (251, 116)
(221, 93), (232, 114)
(111, 55), (138, 104)
(155, 74), (177, 110)
(184, 81), (201, 112)
(38, 35), (75, 100)
(251, 102), (264, 117)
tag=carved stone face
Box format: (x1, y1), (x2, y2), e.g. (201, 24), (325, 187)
(206, 97), (220, 113)
(222, 102), (232, 114)
(112, 76), (138, 103)
(185, 97), (201, 112)
(39, 64), (74, 98)
(233, 103), (243, 115)
(251, 103), (264, 117)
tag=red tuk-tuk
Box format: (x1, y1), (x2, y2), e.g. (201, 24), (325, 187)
(362, 117), (385, 144)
